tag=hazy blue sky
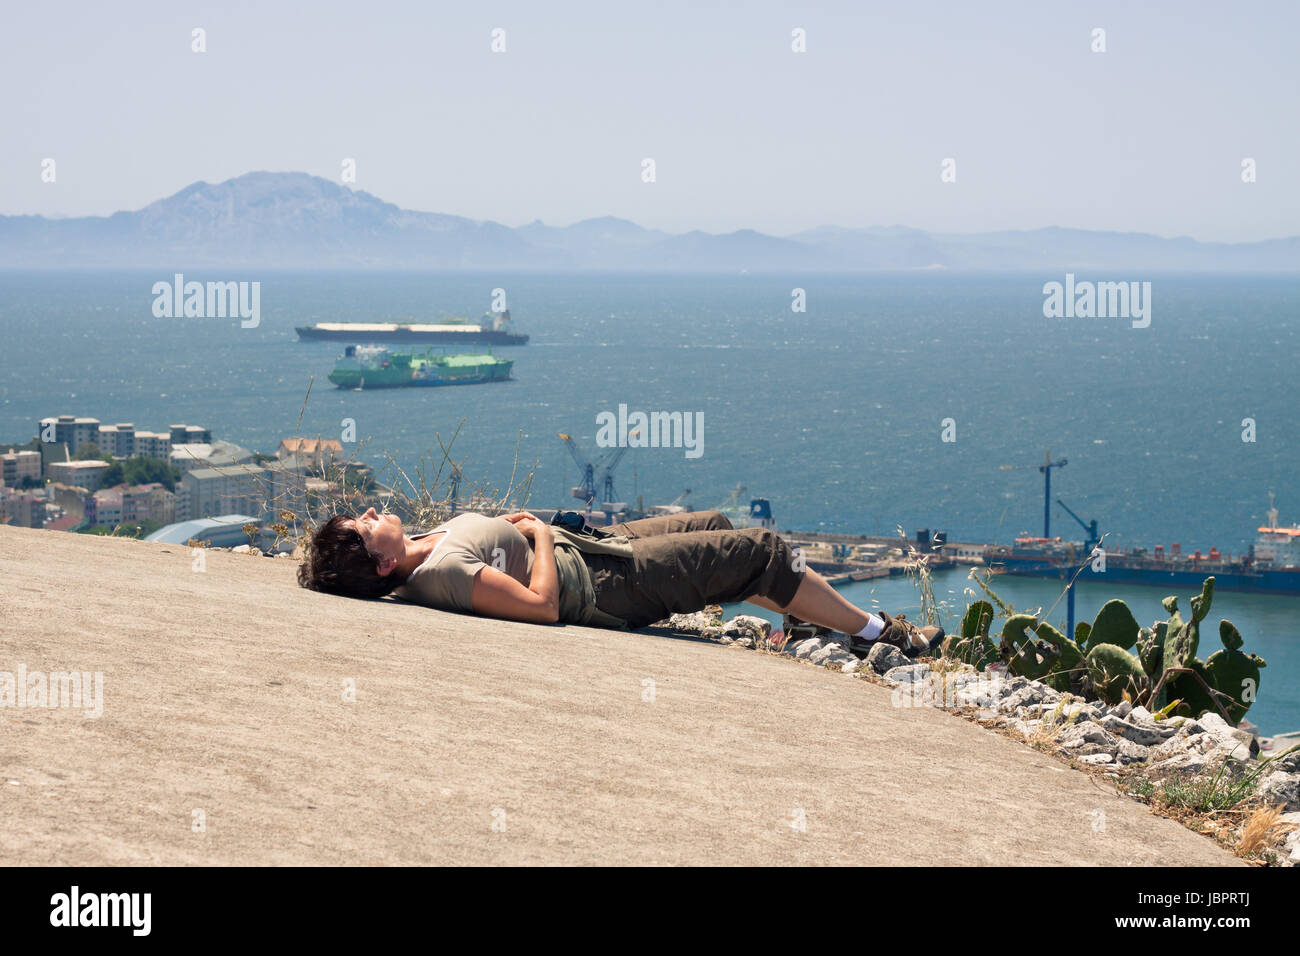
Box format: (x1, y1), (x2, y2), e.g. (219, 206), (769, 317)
(3, 0), (1296, 241)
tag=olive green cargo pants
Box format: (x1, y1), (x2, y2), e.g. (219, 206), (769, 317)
(586, 510), (805, 629)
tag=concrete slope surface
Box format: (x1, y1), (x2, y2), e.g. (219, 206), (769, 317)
(0, 526), (1240, 866)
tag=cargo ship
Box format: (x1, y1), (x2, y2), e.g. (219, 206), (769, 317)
(298, 310), (528, 345)
(327, 345), (513, 389)
(986, 496), (1300, 595)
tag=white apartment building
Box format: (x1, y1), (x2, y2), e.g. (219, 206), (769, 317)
(46, 459), (112, 492)
(178, 464), (269, 522)
(37, 415), (101, 456)
(1, 448), (42, 487)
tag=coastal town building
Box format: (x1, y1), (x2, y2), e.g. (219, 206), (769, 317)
(96, 422), (136, 457)
(46, 459), (112, 492)
(177, 464), (269, 522)
(0, 487), (43, 528)
(170, 440), (255, 475)
(36, 414), (207, 462)
(134, 431), (172, 460)
(37, 415), (101, 456)
(277, 438), (344, 472)
(95, 423), (175, 460)
(85, 482), (176, 529)
(47, 483), (89, 521)
(170, 424), (212, 445)
(1, 448), (42, 487)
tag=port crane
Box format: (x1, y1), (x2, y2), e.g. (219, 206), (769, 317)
(558, 431), (638, 513)
(716, 484), (748, 513)
(1056, 498), (1100, 556)
(446, 462), (463, 515)
(654, 488), (691, 515)
(999, 450), (1067, 537)
(1000, 449), (1075, 636)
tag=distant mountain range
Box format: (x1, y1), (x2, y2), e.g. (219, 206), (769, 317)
(3, 171), (1296, 271)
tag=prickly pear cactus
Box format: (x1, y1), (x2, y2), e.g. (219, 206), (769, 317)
(1170, 658), (1216, 720)
(943, 600), (999, 669)
(990, 614), (1084, 689)
(1001, 616), (1054, 680)
(1030, 620), (1082, 691)
(1202, 619), (1267, 724)
(1136, 627), (1162, 677)
(1163, 616), (1198, 671)
(1084, 643), (1146, 705)
(960, 601), (993, 639)
(999, 614), (1038, 663)
(1135, 626), (1165, 709)
(1085, 599), (1141, 652)
(1010, 642), (1055, 681)
(1218, 618), (1243, 650)
(1155, 581), (1264, 723)
(947, 577), (1264, 723)
(1189, 576), (1215, 623)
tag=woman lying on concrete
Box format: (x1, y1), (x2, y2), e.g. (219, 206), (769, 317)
(297, 508), (944, 658)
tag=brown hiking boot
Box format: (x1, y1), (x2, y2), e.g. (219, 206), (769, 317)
(876, 612), (945, 659)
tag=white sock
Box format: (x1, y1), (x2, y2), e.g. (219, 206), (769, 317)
(853, 614), (886, 641)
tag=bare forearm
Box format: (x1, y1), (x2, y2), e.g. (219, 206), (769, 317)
(528, 532), (560, 617)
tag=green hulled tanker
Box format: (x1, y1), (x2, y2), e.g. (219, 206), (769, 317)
(328, 345), (513, 389)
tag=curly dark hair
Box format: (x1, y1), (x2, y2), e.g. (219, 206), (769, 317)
(297, 514), (403, 599)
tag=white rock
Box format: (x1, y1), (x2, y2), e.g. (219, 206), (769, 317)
(1149, 751), (1210, 776)
(1258, 771), (1300, 810)
(1099, 714), (1176, 747)
(1061, 702), (1103, 723)
(808, 644), (838, 666)
(823, 651), (856, 669)
(721, 614), (771, 640)
(657, 609), (721, 632)
(1198, 711), (1255, 749)
(1282, 813), (1300, 864)
(1111, 700), (1133, 719)
(883, 664), (930, 685)
(1056, 722), (1120, 751)
(865, 643), (910, 675)
(1079, 753), (1114, 765)
(952, 679), (1010, 711)
(1010, 718), (1043, 737)
(793, 638), (824, 660)
(998, 683), (1059, 715)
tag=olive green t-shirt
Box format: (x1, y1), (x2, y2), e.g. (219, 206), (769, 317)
(392, 512), (635, 629)
(393, 513), (533, 613)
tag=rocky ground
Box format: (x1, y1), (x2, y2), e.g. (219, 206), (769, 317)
(658, 609), (1300, 866)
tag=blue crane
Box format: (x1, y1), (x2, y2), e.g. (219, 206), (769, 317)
(558, 431), (638, 513)
(1000, 449), (1068, 537)
(1056, 498), (1100, 556)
